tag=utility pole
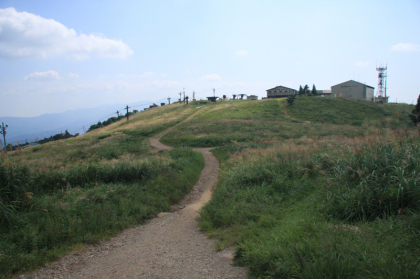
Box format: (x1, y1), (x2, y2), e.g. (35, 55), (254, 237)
(116, 110), (120, 118)
(179, 92), (182, 103)
(186, 96), (189, 105)
(183, 88), (185, 104)
(125, 105), (130, 121)
(193, 91), (196, 101)
(167, 97), (171, 105)
(0, 122), (8, 150)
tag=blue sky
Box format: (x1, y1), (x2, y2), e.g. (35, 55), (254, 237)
(0, 0), (419, 117)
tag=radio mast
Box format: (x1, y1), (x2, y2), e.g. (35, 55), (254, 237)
(376, 63), (387, 97)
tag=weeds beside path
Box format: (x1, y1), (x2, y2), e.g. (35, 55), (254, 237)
(20, 106), (247, 279)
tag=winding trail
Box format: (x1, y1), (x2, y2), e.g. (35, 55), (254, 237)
(21, 108), (247, 279)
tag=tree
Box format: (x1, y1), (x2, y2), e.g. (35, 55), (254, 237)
(312, 84), (318, 96)
(303, 84), (310, 95)
(287, 94), (296, 106)
(298, 85), (304, 95)
(409, 94), (420, 128)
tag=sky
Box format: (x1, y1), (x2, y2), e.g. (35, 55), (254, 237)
(0, 0), (419, 117)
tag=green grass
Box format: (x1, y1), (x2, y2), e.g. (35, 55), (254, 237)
(162, 119), (373, 147)
(199, 130), (420, 278)
(287, 97), (414, 128)
(2, 97), (418, 278)
(161, 98), (414, 148)
(194, 99), (287, 121)
(0, 148), (204, 278)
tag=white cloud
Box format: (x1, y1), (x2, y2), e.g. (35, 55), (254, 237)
(0, 7), (133, 59)
(391, 43), (420, 52)
(24, 70), (60, 80)
(235, 49), (249, 56)
(354, 61), (370, 67)
(199, 74), (221, 81)
(67, 72), (80, 79)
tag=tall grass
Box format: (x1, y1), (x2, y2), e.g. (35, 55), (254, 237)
(0, 148), (204, 278)
(199, 131), (420, 278)
(324, 133), (420, 221)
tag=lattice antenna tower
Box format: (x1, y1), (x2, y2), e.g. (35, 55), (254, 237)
(376, 63), (387, 97)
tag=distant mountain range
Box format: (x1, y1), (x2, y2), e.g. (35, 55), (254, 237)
(0, 99), (168, 146)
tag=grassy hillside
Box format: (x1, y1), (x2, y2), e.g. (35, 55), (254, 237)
(194, 98), (419, 278)
(0, 103), (205, 278)
(161, 98), (413, 147)
(1, 97), (418, 278)
(13, 103), (200, 173)
(287, 97), (413, 128)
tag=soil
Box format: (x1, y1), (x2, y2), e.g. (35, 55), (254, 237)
(18, 108), (247, 279)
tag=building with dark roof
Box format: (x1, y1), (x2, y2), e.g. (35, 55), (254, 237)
(266, 86), (297, 98)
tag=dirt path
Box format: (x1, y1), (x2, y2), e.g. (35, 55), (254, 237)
(20, 108), (247, 279)
(278, 100), (290, 117)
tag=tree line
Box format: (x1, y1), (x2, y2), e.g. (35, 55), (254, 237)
(298, 84), (318, 96)
(287, 84), (318, 105)
(1, 130), (78, 151)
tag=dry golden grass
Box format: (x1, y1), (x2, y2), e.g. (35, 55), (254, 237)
(227, 129), (417, 167)
(4, 103), (199, 173)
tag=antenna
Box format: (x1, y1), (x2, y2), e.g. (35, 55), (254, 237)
(376, 62), (388, 97)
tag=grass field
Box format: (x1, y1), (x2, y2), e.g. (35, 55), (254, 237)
(194, 98), (419, 278)
(161, 98), (413, 148)
(6, 103), (200, 173)
(287, 97), (412, 128)
(0, 103), (205, 278)
(200, 129), (420, 278)
(2, 97), (418, 278)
